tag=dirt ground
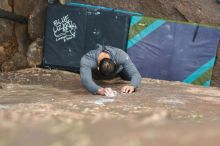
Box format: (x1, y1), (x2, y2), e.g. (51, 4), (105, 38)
(0, 68), (220, 146)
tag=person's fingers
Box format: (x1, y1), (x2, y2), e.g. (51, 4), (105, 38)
(121, 86), (126, 93)
(98, 88), (105, 95)
(128, 88), (133, 93)
(125, 87), (130, 93)
(127, 87), (130, 93)
(105, 88), (110, 92)
(123, 87), (127, 93)
(105, 88), (112, 94)
(105, 88), (110, 94)
(109, 88), (113, 95)
(128, 87), (132, 93)
(122, 86), (135, 93)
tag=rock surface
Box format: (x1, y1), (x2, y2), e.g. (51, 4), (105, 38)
(28, 0), (47, 40)
(1, 52), (28, 72)
(66, 0), (220, 26)
(0, 40), (17, 68)
(0, 68), (220, 146)
(14, 0), (47, 54)
(11, 52), (28, 69)
(140, 0), (220, 26)
(175, 0), (220, 25)
(0, 0), (13, 44)
(14, 23), (29, 55)
(212, 45), (220, 86)
(0, 0), (14, 71)
(1, 60), (16, 72)
(0, 0), (219, 86)
(27, 38), (43, 67)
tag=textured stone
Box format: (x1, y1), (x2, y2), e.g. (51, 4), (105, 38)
(139, 0), (220, 25)
(27, 38), (43, 67)
(1, 60), (16, 72)
(13, 0), (35, 55)
(11, 52), (28, 69)
(13, 0), (47, 54)
(140, 0), (181, 20)
(212, 44), (220, 87)
(0, 0), (13, 44)
(0, 46), (6, 65)
(0, 18), (14, 41)
(175, 0), (220, 26)
(65, 0), (220, 26)
(28, 0), (47, 40)
(15, 23), (29, 55)
(14, 0), (36, 16)
(0, 68), (220, 146)
(1, 52), (28, 72)
(0, 40), (17, 66)
(0, 19), (14, 44)
(0, 0), (11, 11)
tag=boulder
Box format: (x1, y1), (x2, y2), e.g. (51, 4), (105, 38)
(11, 52), (28, 69)
(75, 0), (220, 26)
(175, 0), (220, 26)
(1, 52), (28, 72)
(0, 19), (13, 44)
(0, 0), (11, 11)
(0, 0), (13, 44)
(27, 38), (43, 67)
(212, 45), (220, 87)
(139, 0), (184, 20)
(15, 23), (29, 55)
(0, 40), (17, 66)
(13, 0), (36, 55)
(14, 0), (37, 17)
(28, 0), (47, 40)
(139, 0), (220, 25)
(14, 0), (47, 54)
(1, 60), (16, 72)
(0, 46), (6, 65)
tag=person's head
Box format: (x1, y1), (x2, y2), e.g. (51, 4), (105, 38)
(98, 58), (116, 77)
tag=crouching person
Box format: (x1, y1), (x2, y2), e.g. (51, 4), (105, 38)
(80, 44), (141, 95)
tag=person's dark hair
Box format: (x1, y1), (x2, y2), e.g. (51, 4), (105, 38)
(99, 58), (116, 76)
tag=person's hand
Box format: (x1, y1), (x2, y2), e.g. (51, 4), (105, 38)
(121, 85), (135, 94)
(104, 88), (113, 95)
(97, 87), (114, 96)
(97, 88), (105, 95)
(104, 88), (117, 97)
